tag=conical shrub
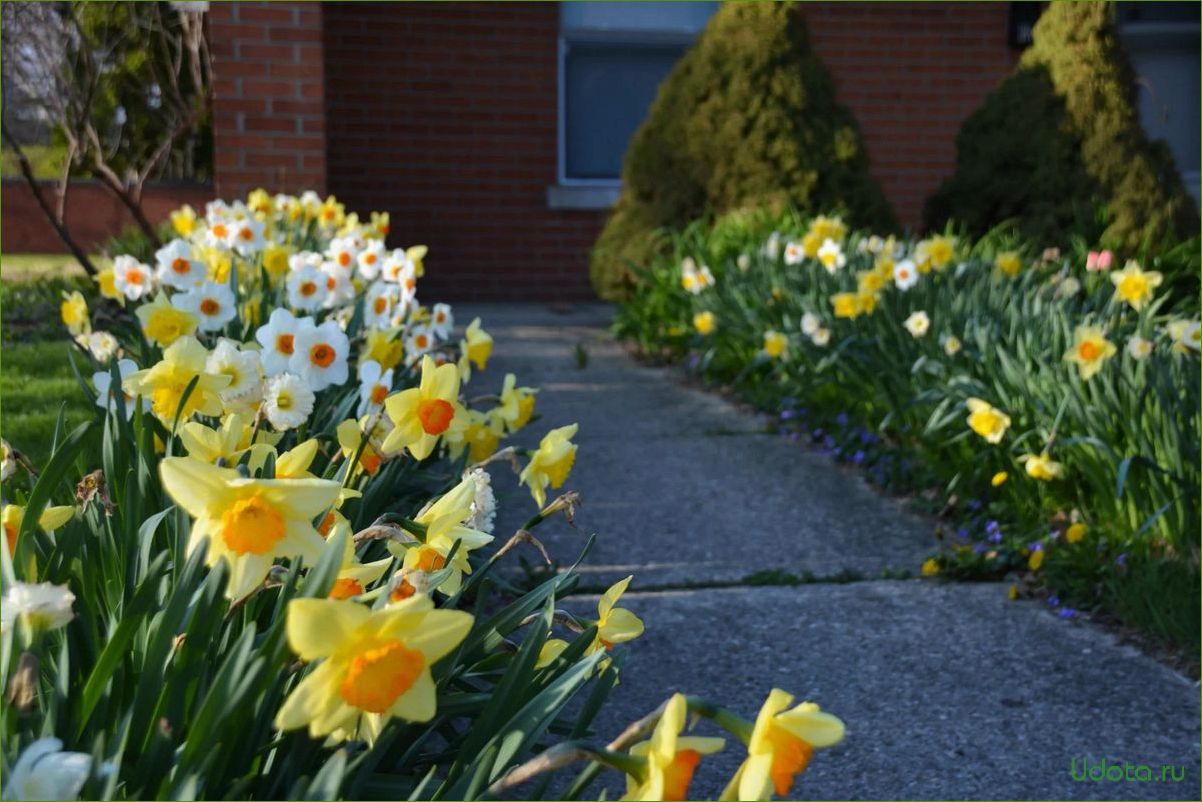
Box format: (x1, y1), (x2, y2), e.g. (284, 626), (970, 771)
(925, 2), (1199, 250)
(590, 1), (895, 299)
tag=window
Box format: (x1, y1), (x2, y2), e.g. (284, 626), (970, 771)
(550, 2), (716, 209)
(1117, 2), (1201, 208)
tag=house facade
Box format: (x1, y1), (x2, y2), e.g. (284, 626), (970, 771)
(5, 2), (1198, 299)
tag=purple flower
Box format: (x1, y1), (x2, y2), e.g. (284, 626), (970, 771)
(973, 544), (987, 554)
(852, 450), (866, 465)
(823, 435), (837, 450)
(686, 354), (701, 371)
(956, 528), (969, 540)
(859, 430), (876, 445)
(987, 532), (1003, 544)
(836, 413), (849, 427)
(1115, 553), (1127, 567)
(985, 519), (1001, 534)
(812, 428), (825, 439)
(1047, 595), (1060, 607)
(1057, 608), (1077, 620)
(780, 409), (797, 420)
(967, 498), (983, 512)
(1029, 542), (1043, 552)
(788, 432), (800, 442)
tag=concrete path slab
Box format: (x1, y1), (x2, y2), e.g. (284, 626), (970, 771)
(565, 583), (1200, 801)
(456, 303), (1200, 800)
(461, 303), (935, 587)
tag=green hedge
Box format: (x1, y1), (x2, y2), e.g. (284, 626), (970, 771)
(590, 1), (895, 299)
(925, 2), (1199, 250)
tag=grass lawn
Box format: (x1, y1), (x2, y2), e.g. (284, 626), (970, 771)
(1, 253), (87, 283)
(1, 339), (92, 467)
(2, 258), (97, 466)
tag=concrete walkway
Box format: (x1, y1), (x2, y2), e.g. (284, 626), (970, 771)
(460, 302), (1200, 800)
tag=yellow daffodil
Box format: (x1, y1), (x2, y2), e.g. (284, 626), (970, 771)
(328, 531), (392, 600)
(124, 336), (229, 424)
(809, 215), (845, 244)
(1019, 452), (1064, 481)
(135, 294), (199, 348)
(445, 409), (505, 463)
(994, 251), (1022, 277)
(171, 204), (197, 237)
(536, 638), (569, 669)
(921, 558), (939, 577)
(496, 373), (538, 433)
(363, 327), (404, 372)
(178, 413), (254, 464)
(336, 418), (387, 477)
(262, 244), (292, 281)
(159, 456), (342, 598)
(391, 476), (494, 596)
(1110, 261), (1162, 311)
(856, 270), (886, 295)
(407, 245), (428, 278)
(925, 235), (955, 270)
(855, 291), (880, 316)
(60, 291), (90, 337)
(800, 231), (822, 258)
(520, 424), (578, 508)
(694, 311), (717, 336)
(1008, 585), (1018, 601)
(247, 437), (318, 480)
(830, 292), (858, 319)
(965, 398), (1011, 444)
(1065, 522), (1086, 544)
(591, 575), (644, 654)
(3, 503), (75, 555)
(274, 595), (472, 743)
(370, 211), (391, 238)
(720, 690), (844, 801)
(763, 331), (787, 360)
(1028, 549), (1045, 570)
(95, 266), (124, 304)
(317, 196), (345, 229)
(462, 318), (493, 371)
(624, 693), (725, 801)
(382, 355), (464, 460)
(991, 471), (1008, 487)
(1064, 325), (1116, 380)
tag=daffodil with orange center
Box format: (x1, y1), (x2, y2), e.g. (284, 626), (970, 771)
(496, 373), (538, 433)
(389, 476), (494, 596)
(3, 503), (75, 556)
(520, 424), (578, 508)
(590, 575), (644, 656)
(123, 336), (229, 424)
(1110, 261), (1162, 311)
(720, 689), (845, 801)
(336, 417), (388, 477)
(159, 456), (342, 598)
(1064, 325), (1116, 380)
(624, 693), (725, 801)
(445, 409), (505, 463)
(274, 595), (472, 743)
(382, 355), (464, 460)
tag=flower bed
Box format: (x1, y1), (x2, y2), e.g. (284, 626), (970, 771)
(614, 208), (1200, 651)
(1, 192), (842, 800)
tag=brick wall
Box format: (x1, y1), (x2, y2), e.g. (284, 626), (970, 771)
(322, 2), (604, 301)
(209, 1), (327, 199)
(0, 181), (212, 253)
(206, 1), (1019, 299)
(799, 2), (1018, 230)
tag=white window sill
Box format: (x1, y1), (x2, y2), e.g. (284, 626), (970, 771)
(546, 184), (621, 210)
